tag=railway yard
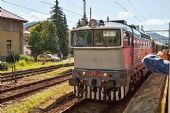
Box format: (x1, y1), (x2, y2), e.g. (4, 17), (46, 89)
(0, 61), (168, 113)
(0, 0), (170, 113)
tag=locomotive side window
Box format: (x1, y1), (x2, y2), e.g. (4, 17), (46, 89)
(123, 31), (132, 47)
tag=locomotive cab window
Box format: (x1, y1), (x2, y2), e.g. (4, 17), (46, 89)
(103, 30), (121, 46)
(71, 30), (93, 47)
(71, 29), (121, 47)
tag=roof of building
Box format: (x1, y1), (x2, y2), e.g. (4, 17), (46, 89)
(0, 7), (27, 22)
(24, 21), (40, 29)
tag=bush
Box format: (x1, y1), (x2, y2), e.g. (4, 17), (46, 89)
(0, 62), (8, 71)
(19, 54), (35, 62)
(5, 54), (18, 63)
(17, 60), (27, 67)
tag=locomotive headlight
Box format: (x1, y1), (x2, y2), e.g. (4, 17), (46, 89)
(82, 71), (86, 75)
(103, 73), (108, 77)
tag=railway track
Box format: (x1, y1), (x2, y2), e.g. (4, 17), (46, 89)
(0, 70), (72, 104)
(49, 72), (151, 113)
(0, 63), (73, 82)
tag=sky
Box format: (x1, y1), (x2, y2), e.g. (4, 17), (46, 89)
(0, 0), (170, 36)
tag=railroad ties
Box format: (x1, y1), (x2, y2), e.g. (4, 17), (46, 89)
(0, 63), (73, 83)
(38, 73), (168, 113)
(0, 70), (72, 103)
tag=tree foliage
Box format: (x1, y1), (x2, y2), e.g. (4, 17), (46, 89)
(51, 0), (69, 56)
(76, 18), (88, 28)
(29, 20), (59, 56)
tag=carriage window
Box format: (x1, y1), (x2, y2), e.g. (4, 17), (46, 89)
(71, 30), (93, 46)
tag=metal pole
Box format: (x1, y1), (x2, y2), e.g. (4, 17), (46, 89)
(168, 22), (170, 113)
(169, 22), (170, 48)
(90, 7), (91, 20)
(83, 0), (86, 26)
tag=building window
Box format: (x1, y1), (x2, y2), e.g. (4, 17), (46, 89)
(7, 40), (12, 53)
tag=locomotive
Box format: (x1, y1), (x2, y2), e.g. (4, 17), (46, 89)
(69, 19), (167, 101)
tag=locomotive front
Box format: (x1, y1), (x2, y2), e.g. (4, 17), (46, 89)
(69, 20), (133, 101)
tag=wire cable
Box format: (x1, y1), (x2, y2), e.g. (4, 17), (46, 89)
(40, 1), (83, 16)
(128, 0), (145, 19)
(114, 1), (142, 23)
(2, 0), (50, 16)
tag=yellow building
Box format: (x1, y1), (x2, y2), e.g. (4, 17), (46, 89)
(0, 7), (27, 55)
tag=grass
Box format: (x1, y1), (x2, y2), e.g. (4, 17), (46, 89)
(0, 57), (74, 73)
(1, 82), (72, 113)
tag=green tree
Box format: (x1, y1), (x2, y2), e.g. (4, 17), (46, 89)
(51, 0), (69, 56)
(29, 20), (59, 56)
(76, 19), (84, 28)
(29, 22), (44, 55)
(76, 18), (88, 28)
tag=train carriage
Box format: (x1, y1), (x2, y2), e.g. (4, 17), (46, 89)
(69, 19), (164, 101)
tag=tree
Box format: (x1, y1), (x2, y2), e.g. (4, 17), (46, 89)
(29, 20), (59, 56)
(76, 18), (88, 28)
(51, 0), (69, 56)
(76, 19), (84, 28)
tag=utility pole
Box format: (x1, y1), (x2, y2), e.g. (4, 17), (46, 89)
(168, 22), (170, 113)
(83, 0), (86, 26)
(90, 7), (92, 20)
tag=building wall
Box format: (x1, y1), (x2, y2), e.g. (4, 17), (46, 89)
(0, 18), (24, 54)
(0, 31), (20, 54)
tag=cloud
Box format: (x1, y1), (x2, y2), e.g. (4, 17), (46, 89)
(116, 11), (134, 18)
(19, 12), (49, 22)
(142, 18), (170, 26)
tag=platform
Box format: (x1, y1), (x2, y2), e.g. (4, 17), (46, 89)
(123, 73), (168, 113)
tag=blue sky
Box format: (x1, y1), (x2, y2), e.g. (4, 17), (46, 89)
(0, 0), (170, 36)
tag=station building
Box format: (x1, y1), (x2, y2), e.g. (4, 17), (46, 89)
(0, 7), (27, 55)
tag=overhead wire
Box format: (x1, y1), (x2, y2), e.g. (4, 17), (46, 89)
(128, 0), (145, 20)
(2, 0), (50, 16)
(114, 1), (143, 23)
(40, 1), (83, 16)
(59, 0), (83, 9)
(1, 0), (74, 23)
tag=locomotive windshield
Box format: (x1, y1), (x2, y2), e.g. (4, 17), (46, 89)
(71, 29), (121, 47)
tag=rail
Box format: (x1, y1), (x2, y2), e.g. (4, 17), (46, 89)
(0, 63), (73, 83)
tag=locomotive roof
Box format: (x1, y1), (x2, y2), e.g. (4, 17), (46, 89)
(71, 21), (132, 32)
